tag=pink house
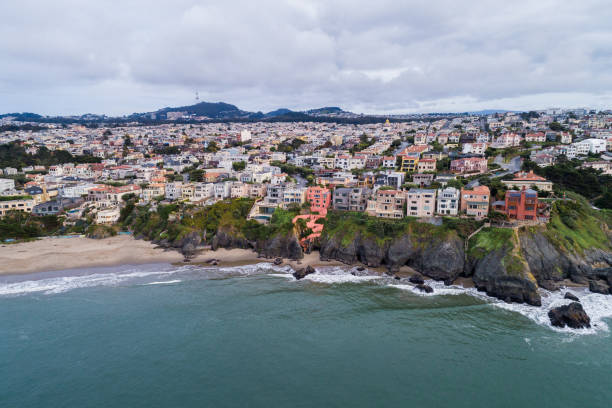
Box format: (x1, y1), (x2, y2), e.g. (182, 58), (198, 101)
(306, 186), (331, 215)
(450, 157), (488, 174)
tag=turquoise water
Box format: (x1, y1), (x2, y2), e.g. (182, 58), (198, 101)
(1, 263), (611, 407)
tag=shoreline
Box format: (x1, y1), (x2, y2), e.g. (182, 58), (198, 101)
(0, 236), (349, 277)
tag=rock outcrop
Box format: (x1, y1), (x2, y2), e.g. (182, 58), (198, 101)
(319, 232), (465, 281)
(469, 247), (542, 306)
(564, 292), (580, 302)
(548, 302), (591, 329)
(211, 227), (303, 260)
(293, 265), (315, 280)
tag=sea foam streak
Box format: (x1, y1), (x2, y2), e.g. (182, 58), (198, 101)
(0, 263), (292, 297)
(280, 266), (612, 334)
(0, 269), (179, 296)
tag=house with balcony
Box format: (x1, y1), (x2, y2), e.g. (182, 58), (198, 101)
(436, 187), (459, 215)
(333, 187), (370, 212)
(366, 189), (406, 219)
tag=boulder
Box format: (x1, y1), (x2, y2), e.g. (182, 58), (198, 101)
(564, 292), (580, 302)
(356, 266), (365, 272)
(589, 279), (610, 295)
(273, 258), (283, 266)
(415, 284), (434, 293)
(293, 265), (315, 280)
(548, 302), (591, 329)
(409, 274), (425, 285)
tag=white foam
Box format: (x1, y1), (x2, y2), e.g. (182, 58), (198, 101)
(0, 269), (180, 296)
(146, 280), (182, 285)
(389, 279), (612, 334)
(295, 266), (382, 284)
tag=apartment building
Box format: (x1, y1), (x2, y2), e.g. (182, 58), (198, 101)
(0, 196), (35, 217)
(366, 189), (406, 219)
(436, 187), (459, 216)
(504, 188), (538, 221)
(332, 187), (370, 212)
(306, 186), (331, 215)
(405, 188), (436, 217)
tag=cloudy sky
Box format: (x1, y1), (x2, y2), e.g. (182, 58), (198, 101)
(1, 0), (611, 116)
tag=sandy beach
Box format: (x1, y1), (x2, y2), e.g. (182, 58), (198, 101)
(0, 235), (347, 276)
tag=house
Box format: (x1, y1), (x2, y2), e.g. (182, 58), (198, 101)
(460, 186), (490, 219)
(0, 178), (15, 192)
(382, 156), (396, 168)
(412, 173), (435, 186)
(333, 187), (370, 212)
(366, 189), (406, 219)
(96, 206), (121, 224)
(462, 143), (487, 155)
(525, 132), (546, 143)
(400, 155), (419, 172)
(417, 158), (437, 173)
(450, 157), (488, 174)
(581, 161), (612, 175)
(306, 186), (331, 215)
(0, 196), (35, 217)
(501, 171), (553, 192)
(375, 171), (405, 189)
(405, 188), (436, 217)
(436, 187), (459, 216)
(503, 188), (538, 221)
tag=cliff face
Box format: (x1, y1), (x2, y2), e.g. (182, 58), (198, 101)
(319, 232), (466, 282)
(318, 222), (612, 306)
(211, 227), (303, 260)
(519, 228), (612, 293)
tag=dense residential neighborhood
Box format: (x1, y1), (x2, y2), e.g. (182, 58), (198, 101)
(1, 107), (611, 243)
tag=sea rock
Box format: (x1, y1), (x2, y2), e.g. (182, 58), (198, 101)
(273, 258), (283, 266)
(409, 274), (425, 285)
(589, 279), (610, 295)
(415, 284), (434, 293)
(293, 265), (315, 280)
(564, 292), (580, 302)
(356, 266), (365, 272)
(548, 302), (591, 329)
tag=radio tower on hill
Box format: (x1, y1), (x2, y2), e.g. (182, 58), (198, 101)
(195, 90), (200, 103)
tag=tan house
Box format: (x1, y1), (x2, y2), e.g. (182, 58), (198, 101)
(366, 189), (406, 219)
(460, 186), (490, 219)
(406, 188), (436, 217)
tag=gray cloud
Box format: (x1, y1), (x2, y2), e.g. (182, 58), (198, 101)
(1, 0), (611, 115)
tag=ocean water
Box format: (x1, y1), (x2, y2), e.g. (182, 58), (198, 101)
(1, 263), (612, 408)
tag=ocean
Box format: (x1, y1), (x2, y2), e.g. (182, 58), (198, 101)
(1, 263), (611, 407)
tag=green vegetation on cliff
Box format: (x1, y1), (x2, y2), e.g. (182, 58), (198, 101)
(468, 227), (526, 277)
(538, 195), (611, 254)
(0, 212), (63, 241)
(321, 210), (482, 247)
(121, 198), (299, 245)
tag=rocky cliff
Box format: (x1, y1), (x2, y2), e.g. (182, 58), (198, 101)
(211, 227), (303, 260)
(317, 208), (612, 306)
(319, 232), (465, 283)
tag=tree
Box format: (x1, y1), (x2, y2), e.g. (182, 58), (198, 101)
(232, 161), (246, 171)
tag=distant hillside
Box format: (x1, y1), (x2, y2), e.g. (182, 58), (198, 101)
(151, 101), (251, 119)
(264, 108), (293, 118)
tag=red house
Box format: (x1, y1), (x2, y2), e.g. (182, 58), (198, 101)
(504, 188), (538, 220)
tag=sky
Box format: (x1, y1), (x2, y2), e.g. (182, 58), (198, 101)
(1, 0), (612, 116)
